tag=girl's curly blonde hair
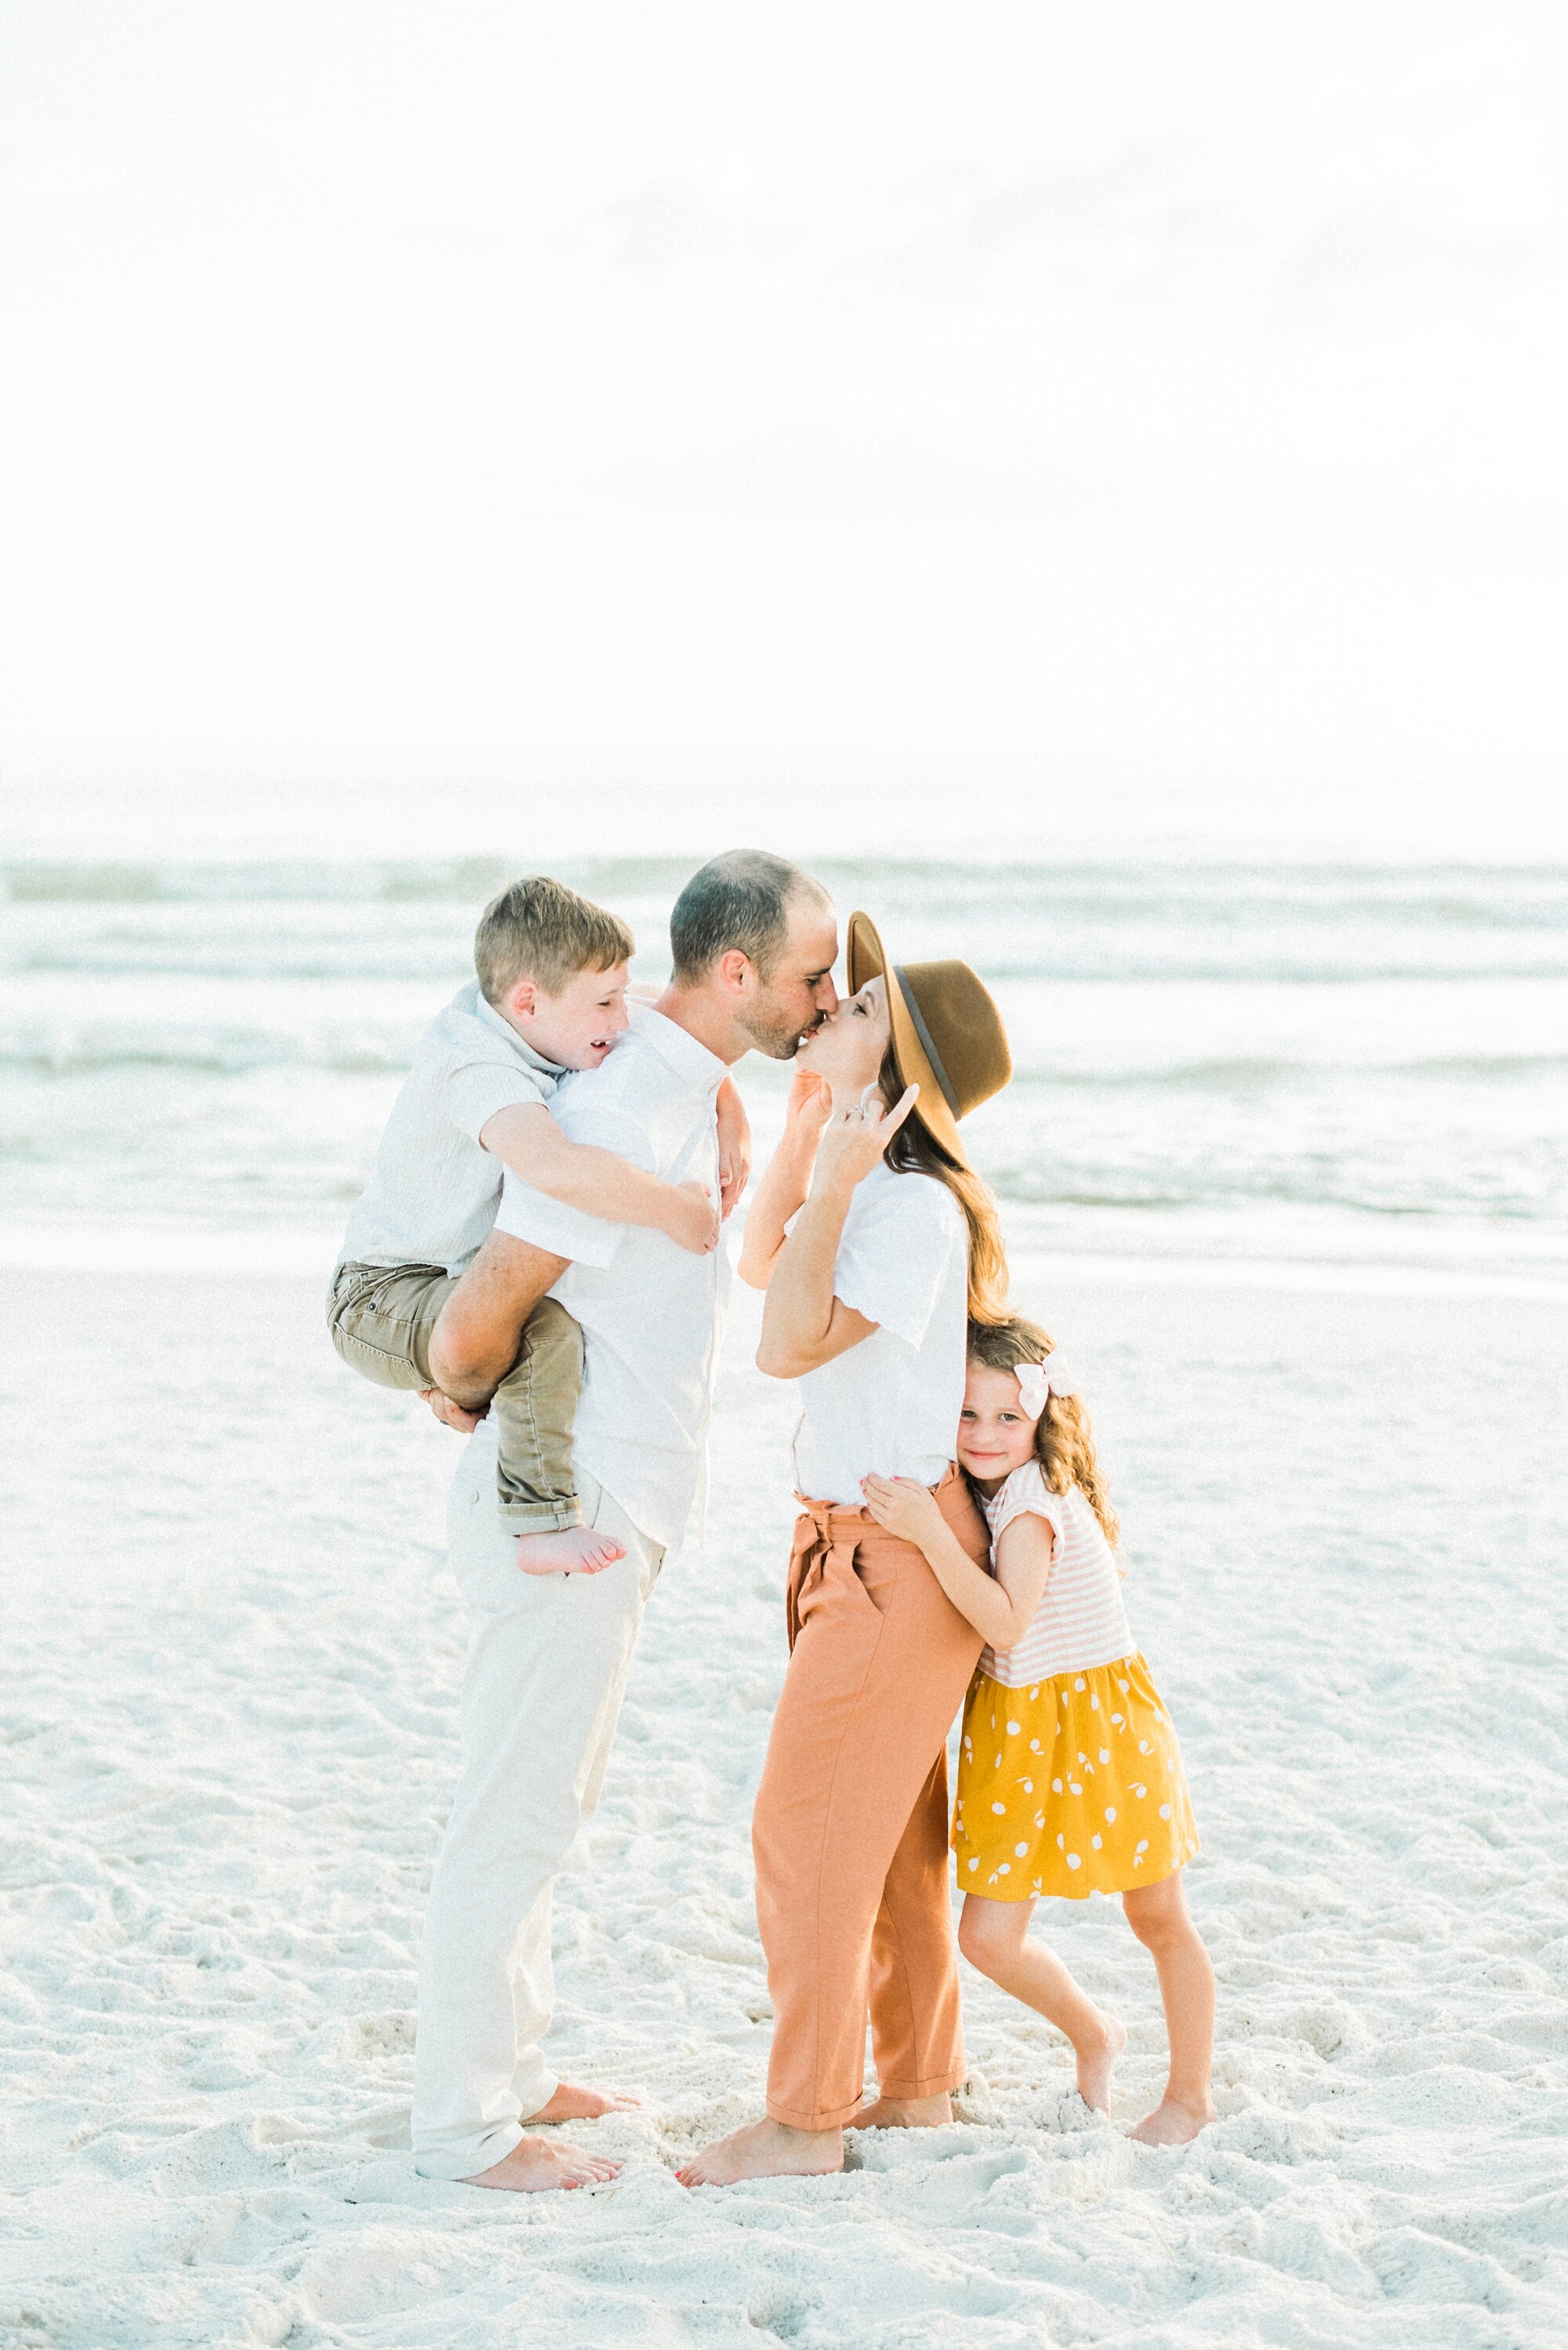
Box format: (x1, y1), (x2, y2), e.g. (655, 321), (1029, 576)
(967, 1313), (1120, 1547)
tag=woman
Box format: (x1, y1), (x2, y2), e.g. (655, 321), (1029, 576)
(679, 911), (1013, 2186)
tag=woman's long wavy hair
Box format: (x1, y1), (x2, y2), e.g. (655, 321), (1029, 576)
(877, 1044), (1010, 1327)
(967, 1312), (1120, 1547)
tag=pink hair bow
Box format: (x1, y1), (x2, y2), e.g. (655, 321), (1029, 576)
(1014, 1351), (1078, 1417)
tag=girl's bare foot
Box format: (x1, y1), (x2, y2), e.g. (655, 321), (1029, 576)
(461, 2134), (621, 2192)
(1075, 2014), (1128, 2115)
(677, 2119), (843, 2186)
(1127, 2093), (1215, 2146)
(850, 2091), (952, 2130)
(525, 2081), (641, 2124)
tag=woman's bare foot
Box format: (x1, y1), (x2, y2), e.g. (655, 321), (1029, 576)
(850, 2091), (952, 2130)
(1127, 2093), (1215, 2146)
(525, 2081), (641, 2124)
(515, 1527), (626, 1576)
(1075, 2014), (1128, 2115)
(676, 2119), (843, 2187)
(461, 2133), (621, 2192)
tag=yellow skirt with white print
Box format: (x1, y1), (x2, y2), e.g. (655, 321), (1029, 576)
(952, 1653), (1199, 1900)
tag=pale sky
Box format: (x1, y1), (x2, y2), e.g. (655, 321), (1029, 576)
(1, 2), (1564, 858)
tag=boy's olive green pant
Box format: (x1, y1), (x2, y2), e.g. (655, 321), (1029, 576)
(326, 1261), (583, 1531)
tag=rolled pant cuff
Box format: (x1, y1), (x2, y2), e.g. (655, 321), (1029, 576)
(872, 2067), (966, 2101)
(499, 1502), (583, 1532)
(516, 2072), (560, 2124)
(764, 2091), (875, 2132)
(412, 2123), (524, 2183)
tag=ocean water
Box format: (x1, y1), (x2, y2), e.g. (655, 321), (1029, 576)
(3, 855), (1566, 1284)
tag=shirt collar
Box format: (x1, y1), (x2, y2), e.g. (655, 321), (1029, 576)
(636, 1007), (729, 1092)
(472, 984), (565, 1079)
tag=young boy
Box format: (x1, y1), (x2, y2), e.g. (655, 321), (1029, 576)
(327, 873), (746, 1575)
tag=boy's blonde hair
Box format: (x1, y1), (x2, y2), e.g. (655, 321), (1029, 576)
(474, 875), (634, 1005)
(967, 1313), (1120, 1547)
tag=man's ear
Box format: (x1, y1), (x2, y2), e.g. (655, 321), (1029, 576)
(714, 948), (753, 998)
(507, 976), (540, 1021)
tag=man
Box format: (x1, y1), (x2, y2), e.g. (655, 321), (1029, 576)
(409, 849), (840, 2192)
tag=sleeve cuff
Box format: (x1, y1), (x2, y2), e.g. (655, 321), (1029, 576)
(993, 1487), (1063, 1543)
(833, 1262), (936, 1349)
(445, 1062), (550, 1144)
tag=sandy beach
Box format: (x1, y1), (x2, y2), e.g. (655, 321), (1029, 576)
(4, 1254), (1565, 2348)
(5, 1), (1566, 2334)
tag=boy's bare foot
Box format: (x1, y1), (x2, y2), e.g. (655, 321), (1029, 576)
(1127, 2093), (1215, 2146)
(419, 1386), (485, 1435)
(1076, 2014), (1128, 2115)
(676, 2119), (843, 2187)
(515, 1526), (626, 1577)
(460, 2133), (621, 2192)
(850, 2091), (951, 2130)
(525, 2081), (641, 2124)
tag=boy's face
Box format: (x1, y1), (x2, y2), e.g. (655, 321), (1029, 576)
(503, 962), (633, 1070)
(956, 1364), (1041, 1487)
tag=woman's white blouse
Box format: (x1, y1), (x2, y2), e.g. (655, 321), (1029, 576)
(790, 1164), (969, 1506)
(978, 1460), (1134, 1687)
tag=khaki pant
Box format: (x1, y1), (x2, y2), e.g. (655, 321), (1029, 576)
(326, 1260), (583, 1531)
(752, 1466), (989, 2130)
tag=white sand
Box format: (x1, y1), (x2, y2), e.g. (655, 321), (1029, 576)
(3, 1262), (1566, 2348)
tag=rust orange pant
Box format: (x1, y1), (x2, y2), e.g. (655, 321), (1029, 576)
(752, 1469), (988, 2130)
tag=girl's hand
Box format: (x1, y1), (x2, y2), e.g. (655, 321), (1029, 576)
(812, 1083), (920, 1196)
(861, 1472), (947, 1549)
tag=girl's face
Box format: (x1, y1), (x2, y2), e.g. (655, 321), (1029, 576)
(794, 972), (890, 1094)
(957, 1362), (1041, 1488)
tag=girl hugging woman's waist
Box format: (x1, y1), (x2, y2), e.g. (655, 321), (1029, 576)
(860, 1311), (1212, 2145)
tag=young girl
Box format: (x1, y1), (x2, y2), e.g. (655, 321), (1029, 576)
(862, 1313), (1215, 2145)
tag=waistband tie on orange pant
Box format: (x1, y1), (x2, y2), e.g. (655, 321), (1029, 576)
(785, 1495), (867, 1651)
(785, 1466), (971, 1650)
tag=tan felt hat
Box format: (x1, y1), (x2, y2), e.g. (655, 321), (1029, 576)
(847, 909), (1012, 1168)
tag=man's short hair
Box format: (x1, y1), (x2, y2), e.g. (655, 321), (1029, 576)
(474, 875), (634, 1004)
(669, 849), (826, 984)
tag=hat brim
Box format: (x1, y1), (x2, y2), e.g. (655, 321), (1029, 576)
(846, 909), (970, 1168)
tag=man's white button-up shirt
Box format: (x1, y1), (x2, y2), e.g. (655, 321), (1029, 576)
(492, 1008), (731, 1551)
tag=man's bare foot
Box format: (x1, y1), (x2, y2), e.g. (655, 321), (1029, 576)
(1075, 2014), (1128, 2115)
(1127, 2092), (1215, 2146)
(850, 2091), (951, 2130)
(676, 2119), (843, 2187)
(525, 2081), (641, 2124)
(460, 2132), (621, 2192)
(419, 1386), (485, 1435)
(515, 1526), (626, 1577)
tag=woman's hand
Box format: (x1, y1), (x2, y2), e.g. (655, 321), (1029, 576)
(860, 1472), (948, 1551)
(782, 1063), (834, 1149)
(735, 1069), (833, 1291)
(811, 1082), (920, 1196)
